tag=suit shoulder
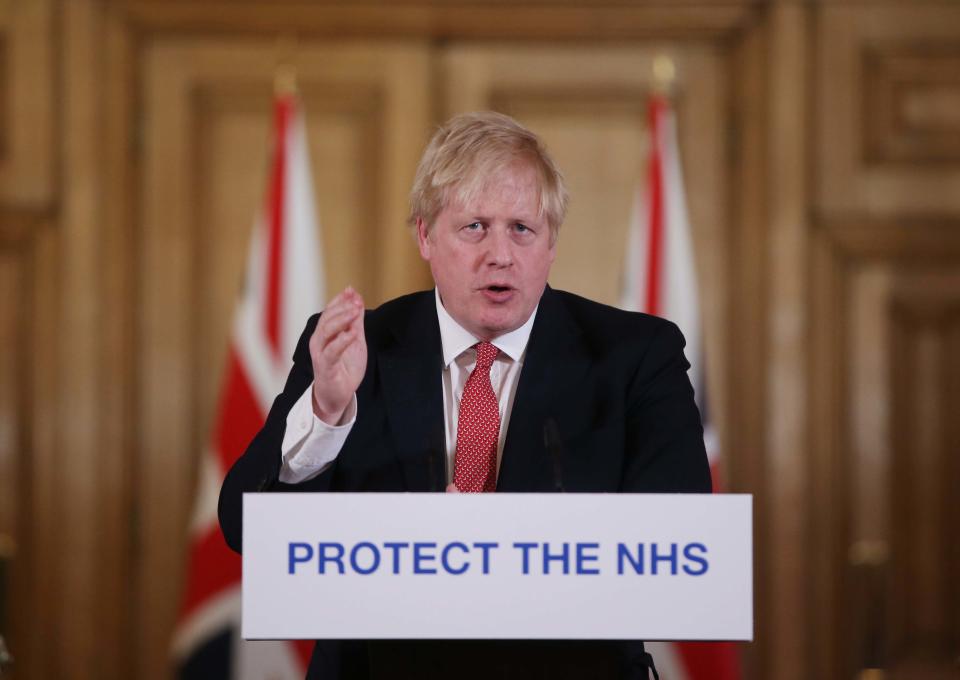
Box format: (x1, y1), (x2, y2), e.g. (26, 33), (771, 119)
(362, 289), (433, 341)
(549, 288), (680, 342)
(365, 289), (431, 322)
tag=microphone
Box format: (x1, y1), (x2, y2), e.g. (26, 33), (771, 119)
(543, 418), (566, 493)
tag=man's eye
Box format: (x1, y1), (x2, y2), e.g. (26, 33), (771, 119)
(514, 223), (530, 233)
(464, 222), (483, 231)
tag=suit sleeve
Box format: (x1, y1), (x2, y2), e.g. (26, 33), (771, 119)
(218, 314), (339, 554)
(621, 320), (712, 493)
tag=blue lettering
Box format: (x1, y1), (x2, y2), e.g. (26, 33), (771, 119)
(575, 542), (600, 575)
(288, 542), (313, 574)
(383, 542), (409, 574)
(441, 542), (470, 575)
(350, 542), (381, 575)
(617, 543), (644, 575)
(682, 543), (709, 576)
(542, 542), (570, 574)
(513, 542), (537, 574)
(651, 542), (678, 575)
(318, 542), (345, 574)
(474, 542), (498, 574)
(413, 542), (437, 574)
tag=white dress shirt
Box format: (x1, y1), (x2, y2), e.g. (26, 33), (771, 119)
(279, 289), (537, 485)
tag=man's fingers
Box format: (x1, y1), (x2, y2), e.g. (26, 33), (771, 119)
(317, 286), (363, 322)
(348, 304), (366, 336)
(322, 289), (351, 315)
(308, 286), (366, 419)
(314, 288), (363, 331)
(317, 296), (357, 326)
(317, 308), (362, 351)
(309, 285), (366, 373)
(331, 286), (363, 309)
(316, 305), (359, 343)
(321, 327), (357, 364)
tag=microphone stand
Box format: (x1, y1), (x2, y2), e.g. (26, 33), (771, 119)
(0, 634), (11, 676)
(542, 418), (566, 493)
(542, 417), (660, 680)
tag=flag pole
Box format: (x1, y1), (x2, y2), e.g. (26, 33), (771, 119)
(652, 54), (676, 97)
(274, 35), (299, 96)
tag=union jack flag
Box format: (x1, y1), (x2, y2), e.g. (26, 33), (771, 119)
(171, 92), (324, 680)
(620, 92), (740, 680)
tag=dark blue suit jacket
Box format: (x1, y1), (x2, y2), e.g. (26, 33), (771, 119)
(219, 287), (711, 679)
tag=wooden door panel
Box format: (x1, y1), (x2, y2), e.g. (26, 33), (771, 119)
(810, 220), (960, 680)
(0, 0), (55, 204)
(818, 5), (960, 215)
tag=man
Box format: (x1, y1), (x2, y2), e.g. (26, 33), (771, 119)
(219, 111), (711, 679)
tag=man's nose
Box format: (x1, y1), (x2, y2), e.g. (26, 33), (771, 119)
(486, 228), (514, 267)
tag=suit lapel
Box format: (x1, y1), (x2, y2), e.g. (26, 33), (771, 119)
(378, 293), (447, 492)
(375, 288), (591, 493)
(498, 287), (589, 492)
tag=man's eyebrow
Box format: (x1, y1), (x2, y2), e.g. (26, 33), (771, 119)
(460, 212), (541, 224)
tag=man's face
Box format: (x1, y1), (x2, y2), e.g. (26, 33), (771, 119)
(417, 162), (557, 341)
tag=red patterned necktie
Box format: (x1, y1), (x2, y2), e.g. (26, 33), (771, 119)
(453, 342), (501, 492)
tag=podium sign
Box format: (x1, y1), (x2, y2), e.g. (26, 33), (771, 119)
(243, 493), (752, 641)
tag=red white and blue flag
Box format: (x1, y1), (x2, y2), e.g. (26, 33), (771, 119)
(620, 94), (740, 680)
(171, 92), (323, 679)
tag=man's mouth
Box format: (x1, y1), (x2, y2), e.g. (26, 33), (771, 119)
(481, 285), (515, 302)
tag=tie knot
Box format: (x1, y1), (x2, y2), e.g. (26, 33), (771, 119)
(474, 342), (498, 370)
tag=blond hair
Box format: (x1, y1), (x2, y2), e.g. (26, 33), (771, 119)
(409, 111), (568, 242)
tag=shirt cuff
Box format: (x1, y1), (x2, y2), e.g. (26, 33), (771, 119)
(279, 384), (357, 484)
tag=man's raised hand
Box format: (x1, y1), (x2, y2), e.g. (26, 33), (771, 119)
(309, 287), (367, 425)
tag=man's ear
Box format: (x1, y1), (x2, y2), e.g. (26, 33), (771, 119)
(415, 217), (432, 260)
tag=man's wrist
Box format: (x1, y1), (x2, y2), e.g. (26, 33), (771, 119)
(312, 389), (349, 426)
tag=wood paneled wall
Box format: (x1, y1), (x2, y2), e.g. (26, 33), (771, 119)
(810, 6), (960, 679)
(0, 2), (957, 679)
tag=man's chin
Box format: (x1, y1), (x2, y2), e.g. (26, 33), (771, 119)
(476, 313), (525, 339)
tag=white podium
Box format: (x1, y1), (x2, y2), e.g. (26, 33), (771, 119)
(242, 493), (752, 641)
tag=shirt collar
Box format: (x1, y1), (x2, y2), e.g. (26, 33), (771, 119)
(434, 287), (538, 367)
